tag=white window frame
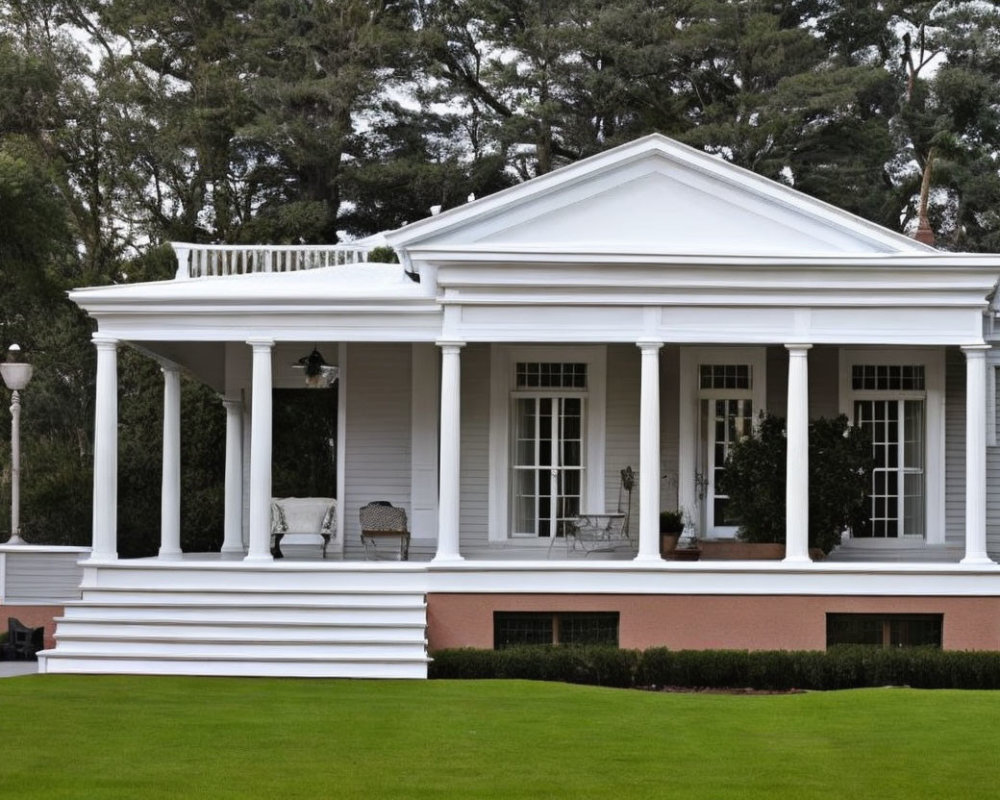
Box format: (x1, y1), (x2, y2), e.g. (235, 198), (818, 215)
(489, 346), (606, 543)
(678, 347), (767, 540)
(838, 348), (945, 545)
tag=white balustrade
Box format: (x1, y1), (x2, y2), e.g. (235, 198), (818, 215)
(170, 243), (375, 280)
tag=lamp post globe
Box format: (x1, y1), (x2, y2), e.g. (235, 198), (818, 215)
(1, 345), (33, 544)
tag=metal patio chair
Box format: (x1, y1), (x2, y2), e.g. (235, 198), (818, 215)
(550, 466), (635, 557)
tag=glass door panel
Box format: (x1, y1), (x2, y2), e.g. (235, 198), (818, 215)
(512, 397), (584, 538)
(854, 399), (924, 538)
(704, 397), (753, 533)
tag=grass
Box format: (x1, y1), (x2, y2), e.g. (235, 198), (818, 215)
(1, 677), (998, 799)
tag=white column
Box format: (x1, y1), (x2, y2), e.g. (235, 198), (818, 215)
(961, 345), (993, 565)
(783, 344), (812, 564)
(245, 339), (274, 562)
(434, 341), (464, 562)
(636, 341), (663, 561)
(221, 396), (245, 557)
(158, 365), (182, 559)
(92, 336), (119, 561)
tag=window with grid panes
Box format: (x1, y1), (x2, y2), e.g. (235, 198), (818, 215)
(826, 614), (942, 648)
(493, 612), (619, 648)
(851, 364), (925, 538)
(698, 364), (754, 534)
(516, 362), (587, 389)
(512, 363), (587, 539)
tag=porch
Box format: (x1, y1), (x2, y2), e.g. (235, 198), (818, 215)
(75, 330), (997, 569)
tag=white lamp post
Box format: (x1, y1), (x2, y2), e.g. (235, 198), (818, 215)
(1, 345), (33, 544)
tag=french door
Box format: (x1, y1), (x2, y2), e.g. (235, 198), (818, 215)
(512, 396), (584, 538)
(700, 397), (754, 535)
(853, 399), (925, 538)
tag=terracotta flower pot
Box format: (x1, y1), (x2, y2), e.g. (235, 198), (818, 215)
(660, 532), (681, 556)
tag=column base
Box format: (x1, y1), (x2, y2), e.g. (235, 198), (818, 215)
(220, 546), (247, 560)
(157, 549), (183, 561)
(5, 534), (24, 545)
(431, 554), (465, 564)
(633, 553), (664, 563)
(781, 554), (813, 565)
(243, 553), (274, 563)
(959, 554), (997, 567)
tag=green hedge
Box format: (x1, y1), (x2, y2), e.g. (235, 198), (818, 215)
(429, 646), (1000, 690)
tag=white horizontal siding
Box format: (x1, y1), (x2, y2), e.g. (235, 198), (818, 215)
(765, 345), (838, 420)
(987, 358), (1000, 557)
(459, 344), (490, 550)
(4, 552), (84, 603)
(945, 347), (965, 546)
(605, 344), (640, 516)
(344, 343), (413, 559)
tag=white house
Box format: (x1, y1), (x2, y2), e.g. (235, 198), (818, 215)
(38, 134), (1000, 677)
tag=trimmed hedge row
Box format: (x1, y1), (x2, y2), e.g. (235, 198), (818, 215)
(429, 645), (1000, 690)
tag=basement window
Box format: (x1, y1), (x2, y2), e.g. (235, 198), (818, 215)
(493, 612), (619, 649)
(826, 613), (942, 648)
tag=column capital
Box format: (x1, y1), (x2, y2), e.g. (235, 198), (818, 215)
(91, 334), (119, 349)
(158, 362), (182, 376)
(246, 338), (275, 350)
(636, 340), (664, 352)
(221, 395), (243, 410)
(436, 340), (466, 351)
(784, 343), (813, 355)
(961, 344), (991, 356)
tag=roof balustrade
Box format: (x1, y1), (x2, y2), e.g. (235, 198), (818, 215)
(170, 242), (374, 280)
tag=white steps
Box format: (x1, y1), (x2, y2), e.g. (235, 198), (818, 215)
(39, 563), (429, 678)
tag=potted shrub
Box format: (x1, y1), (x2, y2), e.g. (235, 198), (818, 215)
(659, 510), (685, 556)
(718, 413), (873, 557)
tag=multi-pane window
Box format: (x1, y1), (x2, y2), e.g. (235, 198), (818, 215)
(700, 364), (751, 390)
(512, 397), (584, 538)
(852, 364), (925, 539)
(851, 365), (925, 391)
(826, 613), (942, 648)
(493, 612), (620, 649)
(704, 398), (753, 527)
(516, 362), (587, 389)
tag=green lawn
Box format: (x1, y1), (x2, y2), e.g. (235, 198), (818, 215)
(1, 676), (997, 799)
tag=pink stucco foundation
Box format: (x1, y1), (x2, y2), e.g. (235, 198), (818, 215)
(427, 594), (1000, 651)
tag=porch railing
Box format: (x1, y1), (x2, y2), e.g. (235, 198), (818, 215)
(170, 243), (374, 280)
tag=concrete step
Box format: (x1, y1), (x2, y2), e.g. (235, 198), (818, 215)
(52, 618), (427, 642)
(77, 587), (427, 605)
(51, 636), (425, 659)
(38, 651), (429, 679)
(64, 602), (426, 625)
(47, 564), (431, 678)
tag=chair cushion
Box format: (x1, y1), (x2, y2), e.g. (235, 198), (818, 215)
(271, 497), (337, 535)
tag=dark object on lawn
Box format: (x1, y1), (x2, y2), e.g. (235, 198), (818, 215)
(2, 618), (43, 660)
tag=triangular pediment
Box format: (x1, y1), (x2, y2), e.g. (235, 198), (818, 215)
(387, 135), (929, 257)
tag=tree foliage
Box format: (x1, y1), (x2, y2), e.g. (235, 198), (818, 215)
(0, 1), (998, 550)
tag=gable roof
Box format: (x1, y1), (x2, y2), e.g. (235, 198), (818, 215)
(385, 133), (933, 258)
